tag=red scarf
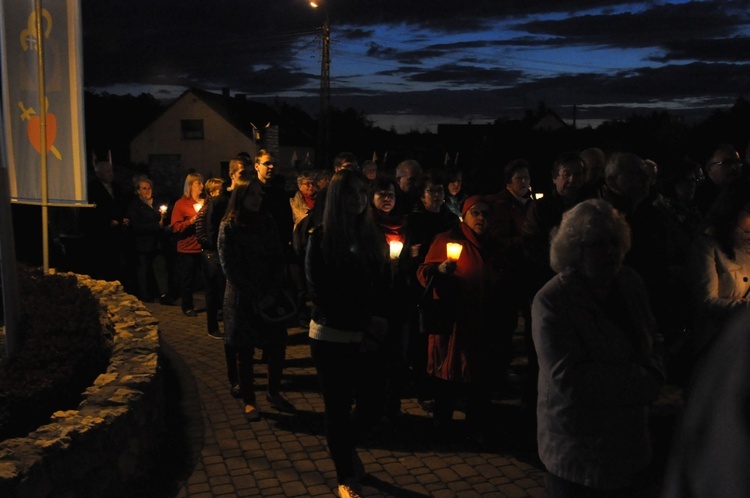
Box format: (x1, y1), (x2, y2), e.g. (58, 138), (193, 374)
(460, 221), (483, 251)
(372, 208), (407, 245)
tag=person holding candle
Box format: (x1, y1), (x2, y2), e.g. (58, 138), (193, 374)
(126, 177), (169, 302)
(370, 176), (406, 246)
(408, 172), (460, 412)
(686, 178), (750, 364)
(305, 169), (390, 498)
(370, 175), (417, 419)
(171, 172), (205, 317)
(417, 195), (508, 443)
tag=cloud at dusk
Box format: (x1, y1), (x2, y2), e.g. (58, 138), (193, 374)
(81, 0), (750, 132)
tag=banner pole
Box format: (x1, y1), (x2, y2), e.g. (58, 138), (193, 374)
(34, 0), (49, 273)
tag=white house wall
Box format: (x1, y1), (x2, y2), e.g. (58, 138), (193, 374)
(130, 92), (257, 179)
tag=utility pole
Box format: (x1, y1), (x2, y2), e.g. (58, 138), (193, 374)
(317, 13), (331, 170)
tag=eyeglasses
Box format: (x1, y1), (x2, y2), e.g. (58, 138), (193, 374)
(300, 181), (315, 188)
(375, 191), (395, 199)
(709, 159), (742, 169)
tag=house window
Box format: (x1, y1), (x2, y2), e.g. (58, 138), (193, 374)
(181, 119), (204, 140)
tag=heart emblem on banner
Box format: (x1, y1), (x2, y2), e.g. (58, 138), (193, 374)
(27, 113), (58, 154)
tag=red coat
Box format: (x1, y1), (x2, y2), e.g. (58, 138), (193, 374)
(417, 224), (507, 383)
(171, 196), (202, 254)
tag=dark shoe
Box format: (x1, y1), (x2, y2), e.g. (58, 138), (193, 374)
(244, 404), (261, 422)
(159, 294), (176, 306)
(183, 308), (197, 317)
(352, 451), (366, 482)
(207, 328), (224, 339)
(418, 398), (435, 413)
(230, 384), (241, 398)
(266, 392), (296, 413)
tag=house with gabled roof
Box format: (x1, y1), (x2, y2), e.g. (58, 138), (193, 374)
(130, 88), (315, 179)
(531, 108), (570, 131)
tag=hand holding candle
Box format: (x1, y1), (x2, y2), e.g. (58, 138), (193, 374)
(159, 204), (168, 214)
(446, 242), (463, 262)
(389, 240), (404, 260)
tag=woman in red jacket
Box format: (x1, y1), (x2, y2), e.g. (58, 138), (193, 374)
(417, 195), (509, 442)
(171, 172), (204, 316)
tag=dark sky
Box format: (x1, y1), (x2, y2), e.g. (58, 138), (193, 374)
(82, 0), (750, 132)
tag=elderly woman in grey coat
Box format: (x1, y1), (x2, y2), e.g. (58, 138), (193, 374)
(532, 199), (665, 497)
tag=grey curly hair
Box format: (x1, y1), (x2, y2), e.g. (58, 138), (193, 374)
(549, 199), (631, 273)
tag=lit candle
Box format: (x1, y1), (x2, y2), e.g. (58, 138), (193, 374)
(159, 204), (168, 214)
(389, 240), (404, 260)
(193, 202), (204, 213)
(446, 242), (463, 262)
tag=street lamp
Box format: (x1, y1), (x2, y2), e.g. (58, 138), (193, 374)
(310, 1), (330, 170)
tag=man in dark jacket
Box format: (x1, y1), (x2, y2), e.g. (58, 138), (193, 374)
(85, 161), (127, 281)
(523, 152), (587, 288)
(254, 149), (293, 255)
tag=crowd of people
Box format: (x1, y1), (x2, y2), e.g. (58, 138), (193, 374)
(73, 143), (750, 498)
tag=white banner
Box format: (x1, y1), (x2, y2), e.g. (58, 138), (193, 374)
(0, 0), (86, 204)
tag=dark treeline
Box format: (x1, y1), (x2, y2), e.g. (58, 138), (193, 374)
(85, 91), (750, 196)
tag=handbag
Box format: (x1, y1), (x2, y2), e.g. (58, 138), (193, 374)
(255, 290), (298, 324)
(417, 274), (456, 335)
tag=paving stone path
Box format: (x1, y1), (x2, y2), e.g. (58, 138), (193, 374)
(147, 295), (680, 498)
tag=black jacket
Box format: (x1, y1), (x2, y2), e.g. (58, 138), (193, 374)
(305, 228), (390, 331)
(126, 198), (162, 254)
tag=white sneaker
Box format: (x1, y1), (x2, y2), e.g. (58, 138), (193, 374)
(337, 483), (363, 498)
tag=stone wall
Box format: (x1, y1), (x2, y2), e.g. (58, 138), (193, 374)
(0, 276), (164, 497)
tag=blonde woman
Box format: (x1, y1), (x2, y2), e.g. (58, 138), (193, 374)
(171, 172), (204, 317)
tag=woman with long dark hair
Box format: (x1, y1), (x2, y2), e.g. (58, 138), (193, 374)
(370, 175), (418, 419)
(305, 169), (390, 498)
(218, 177), (294, 421)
